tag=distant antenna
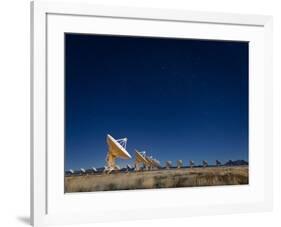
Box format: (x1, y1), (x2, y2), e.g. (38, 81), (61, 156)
(202, 160), (208, 167)
(189, 160), (195, 168)
(146, 156), (160, 170)
(127, 164), (133, 170)
(65, 169), (74, 176)
(80, 168), (86, 174)
(152, 158), (161, 168)
(105, 134), (132, 173)
(165, 161), (172, 169)
(69, 169), (74, 174)
(147, 156), (155, 170)
(216, 160), (221, 166)
(135, 150), (150, 171)
(150, 157), (161, 169)
(177, 160), (183, 168)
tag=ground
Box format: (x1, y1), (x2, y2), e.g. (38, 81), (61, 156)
(65, 166), (248, 193)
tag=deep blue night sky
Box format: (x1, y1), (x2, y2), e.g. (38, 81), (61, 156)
(65, 33), (248, 170)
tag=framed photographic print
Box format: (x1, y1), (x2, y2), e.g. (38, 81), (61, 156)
(31, 1), (273, 226)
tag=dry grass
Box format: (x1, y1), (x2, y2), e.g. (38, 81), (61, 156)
(65, 166), (248, 193)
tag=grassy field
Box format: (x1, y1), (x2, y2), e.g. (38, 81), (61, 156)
(65, 166), (248, 193)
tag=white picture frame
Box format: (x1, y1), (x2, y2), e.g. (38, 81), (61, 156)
(31, 1), (273, 226)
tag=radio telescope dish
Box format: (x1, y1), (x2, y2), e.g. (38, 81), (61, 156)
(177, 160), (183, 168)
(146, 156), (157, 170)
(202, 160), (208, 167)
(105, 134), (132, 173)
(80, 168), (86, 174)
(189, 160), (195, 168)
(136, 150), (148, 163)
(216, 160), (221, 166)
(126, 164), (134, 172)
(146, 156), (154, 165)
(69, 169), (74, 174)
(65, 169), (74, 176)
(151, 158), (161, 168)
(135, 150), (150, 171)
(165, 161), (172, 169)
(107, 134), (131, 158)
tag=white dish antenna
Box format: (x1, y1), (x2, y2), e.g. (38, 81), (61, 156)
(65, 169), (74, 176)
(177, 160), (183, 168)
(189, 160), (195, 168)
(105, 134), (132, 173)
(151, 158), (161, 168)
(202, 160), (208, 167)
(165, 160), (172, 169)
(135, 150), (151, 171)
(135, 150), (148, 163)
(144, 156), (161, 170)
(146, 156), (154, 167)
(80, 168), (86, 174)
(216, 160), (221, 166)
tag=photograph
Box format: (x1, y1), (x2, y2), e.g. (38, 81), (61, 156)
(64, 33), (249, 193)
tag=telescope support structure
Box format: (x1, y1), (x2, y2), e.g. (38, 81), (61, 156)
(105, 152), (117, 173)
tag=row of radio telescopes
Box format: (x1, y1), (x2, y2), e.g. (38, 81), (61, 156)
(66, 134), (224, 175)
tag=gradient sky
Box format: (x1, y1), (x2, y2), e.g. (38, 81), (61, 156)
(65, 33), (248, 170)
